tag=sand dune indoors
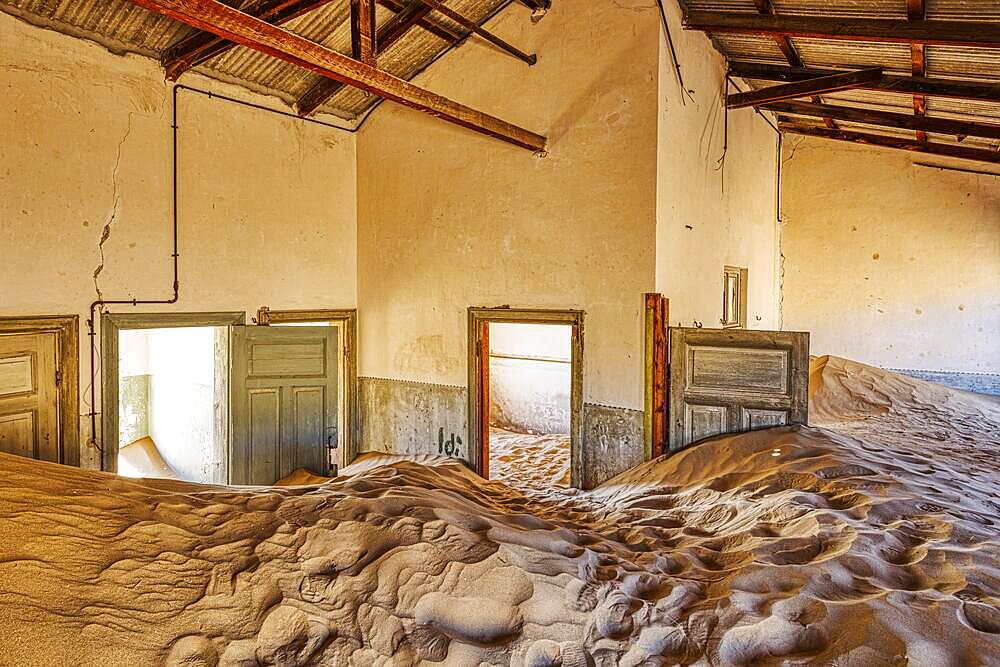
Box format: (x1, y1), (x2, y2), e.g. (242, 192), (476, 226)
(0, 358), (997, 665)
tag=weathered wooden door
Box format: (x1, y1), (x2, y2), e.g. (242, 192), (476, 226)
(230, 326), (339, 485)
(668, 328), (809, 451)
(0, 333), (61, 462)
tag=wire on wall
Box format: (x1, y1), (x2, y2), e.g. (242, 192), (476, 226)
(656, 0), (696, 106)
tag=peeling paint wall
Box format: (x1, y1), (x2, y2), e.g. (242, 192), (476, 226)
(655, 1), (781, 330)
(780, 137), (1000, 377)
(356, 1), (660, 463)
(0, 12), (358, 467)
(359, 378), (468, 461)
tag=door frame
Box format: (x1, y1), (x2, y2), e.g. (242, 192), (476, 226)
(100, 311), (246, 475)
(0, 315), (80, 467)
(467, 307), (584, 488)
(255, 307), (359, 466)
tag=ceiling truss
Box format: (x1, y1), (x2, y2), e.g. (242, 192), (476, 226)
(684, 3), (1000, 164)
(130, 0), (546, 151)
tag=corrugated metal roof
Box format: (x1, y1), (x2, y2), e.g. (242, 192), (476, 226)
(0, 0), (516, 119)
(698, 0), (1000, 158)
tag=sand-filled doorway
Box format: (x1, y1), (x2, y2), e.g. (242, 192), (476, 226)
(489, 323), (572, 492)
(468, 308), (584, 491)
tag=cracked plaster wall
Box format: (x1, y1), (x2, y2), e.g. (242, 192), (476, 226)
(0, 11), (358, 467)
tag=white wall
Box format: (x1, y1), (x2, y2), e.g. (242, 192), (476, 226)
(147, 327), (217, 482)
(489, 323), (571, 434)
(0, 12), (359, 467)
(655, 1), (781, 330)
(780, 137), (1000, 375)
(118, 327), (219, 482)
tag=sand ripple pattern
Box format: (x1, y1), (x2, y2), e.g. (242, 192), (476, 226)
(0, 356), (997, 665)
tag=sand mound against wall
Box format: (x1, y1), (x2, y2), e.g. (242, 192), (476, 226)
(0, 360), (998, 665)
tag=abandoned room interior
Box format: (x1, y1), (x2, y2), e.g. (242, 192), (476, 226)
(1, 0), (998, 664)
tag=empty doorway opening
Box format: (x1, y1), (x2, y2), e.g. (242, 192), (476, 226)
(468, 308), (584, 491)
(101, 311), (245, 479)
(116, 326), (227, 482)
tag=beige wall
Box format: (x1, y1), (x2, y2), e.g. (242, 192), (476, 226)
(655, 0), (781, 330)
(0, 12), (358, 466)
(356, 1), (660, 410)
(780, 136), (1000, 374)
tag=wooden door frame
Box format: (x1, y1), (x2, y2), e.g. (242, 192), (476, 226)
(255, 307), (359, 466)
(0, 315), (79, 467)
(100, 311), (246, 475)
(467, 307), (584, 488)
(643, 294), (669, 460)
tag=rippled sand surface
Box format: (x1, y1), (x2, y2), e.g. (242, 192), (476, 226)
(0, 356), (997, 665)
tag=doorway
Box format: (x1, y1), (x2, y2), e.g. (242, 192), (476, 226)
(468, 308), (584, 490)
(116, 326), (228, 482)
(101, 312), (245, 477)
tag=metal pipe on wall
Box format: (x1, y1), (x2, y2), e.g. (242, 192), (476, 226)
(85, 84), (356, 470)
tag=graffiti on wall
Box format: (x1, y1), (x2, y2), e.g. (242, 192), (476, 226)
(436, 428), (463, 458)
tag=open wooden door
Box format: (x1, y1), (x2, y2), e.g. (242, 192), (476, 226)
(230, 326), (339, 485)
(668, 328), (809, 451)
(0, 333), (60, 462)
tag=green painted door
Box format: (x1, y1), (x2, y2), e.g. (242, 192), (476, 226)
(230, 326), (339, 485)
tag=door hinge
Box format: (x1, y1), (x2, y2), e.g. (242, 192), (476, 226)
(55, 369), (63, 386)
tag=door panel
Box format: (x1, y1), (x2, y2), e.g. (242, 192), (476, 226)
(669, 328), (808, 451)
(231, 327), (339, 485)
(0, 333), (60, 462)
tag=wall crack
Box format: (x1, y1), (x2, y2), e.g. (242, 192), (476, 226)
(92, 111), (134, 302)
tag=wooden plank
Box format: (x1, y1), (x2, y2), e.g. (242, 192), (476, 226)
(162, 0), (332, 81)
(516, 0), (549, 10)
(351, 0), (375, 65)
(729, 61), (1000, 104)
(684, 11), (1000, 48)
(418, 0), (536, 65)
(728, 68), (883, 109)
(762, 100), (1000, 141)
(127, 0), (546, 151)
(780, 122), (1000, 164)
(296, 0), (436, 117)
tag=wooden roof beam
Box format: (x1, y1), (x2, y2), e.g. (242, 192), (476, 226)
(779, 122), (1000, 164)
(128, 0), (546, 151)
(907, 0), (927, 141)
(295, 0), (435, 117)
(351, 0), (376, 64)
(728, 68), (883, 109)
(417, 0), (536, 66)
(763, 100), (1000, 141)
(684, 12), (1000, 48)
(377, 0), (458, 41)
(727, 62), (1000, 105)
(750, 0), (836, 129)
(161, 0), (333, 80)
